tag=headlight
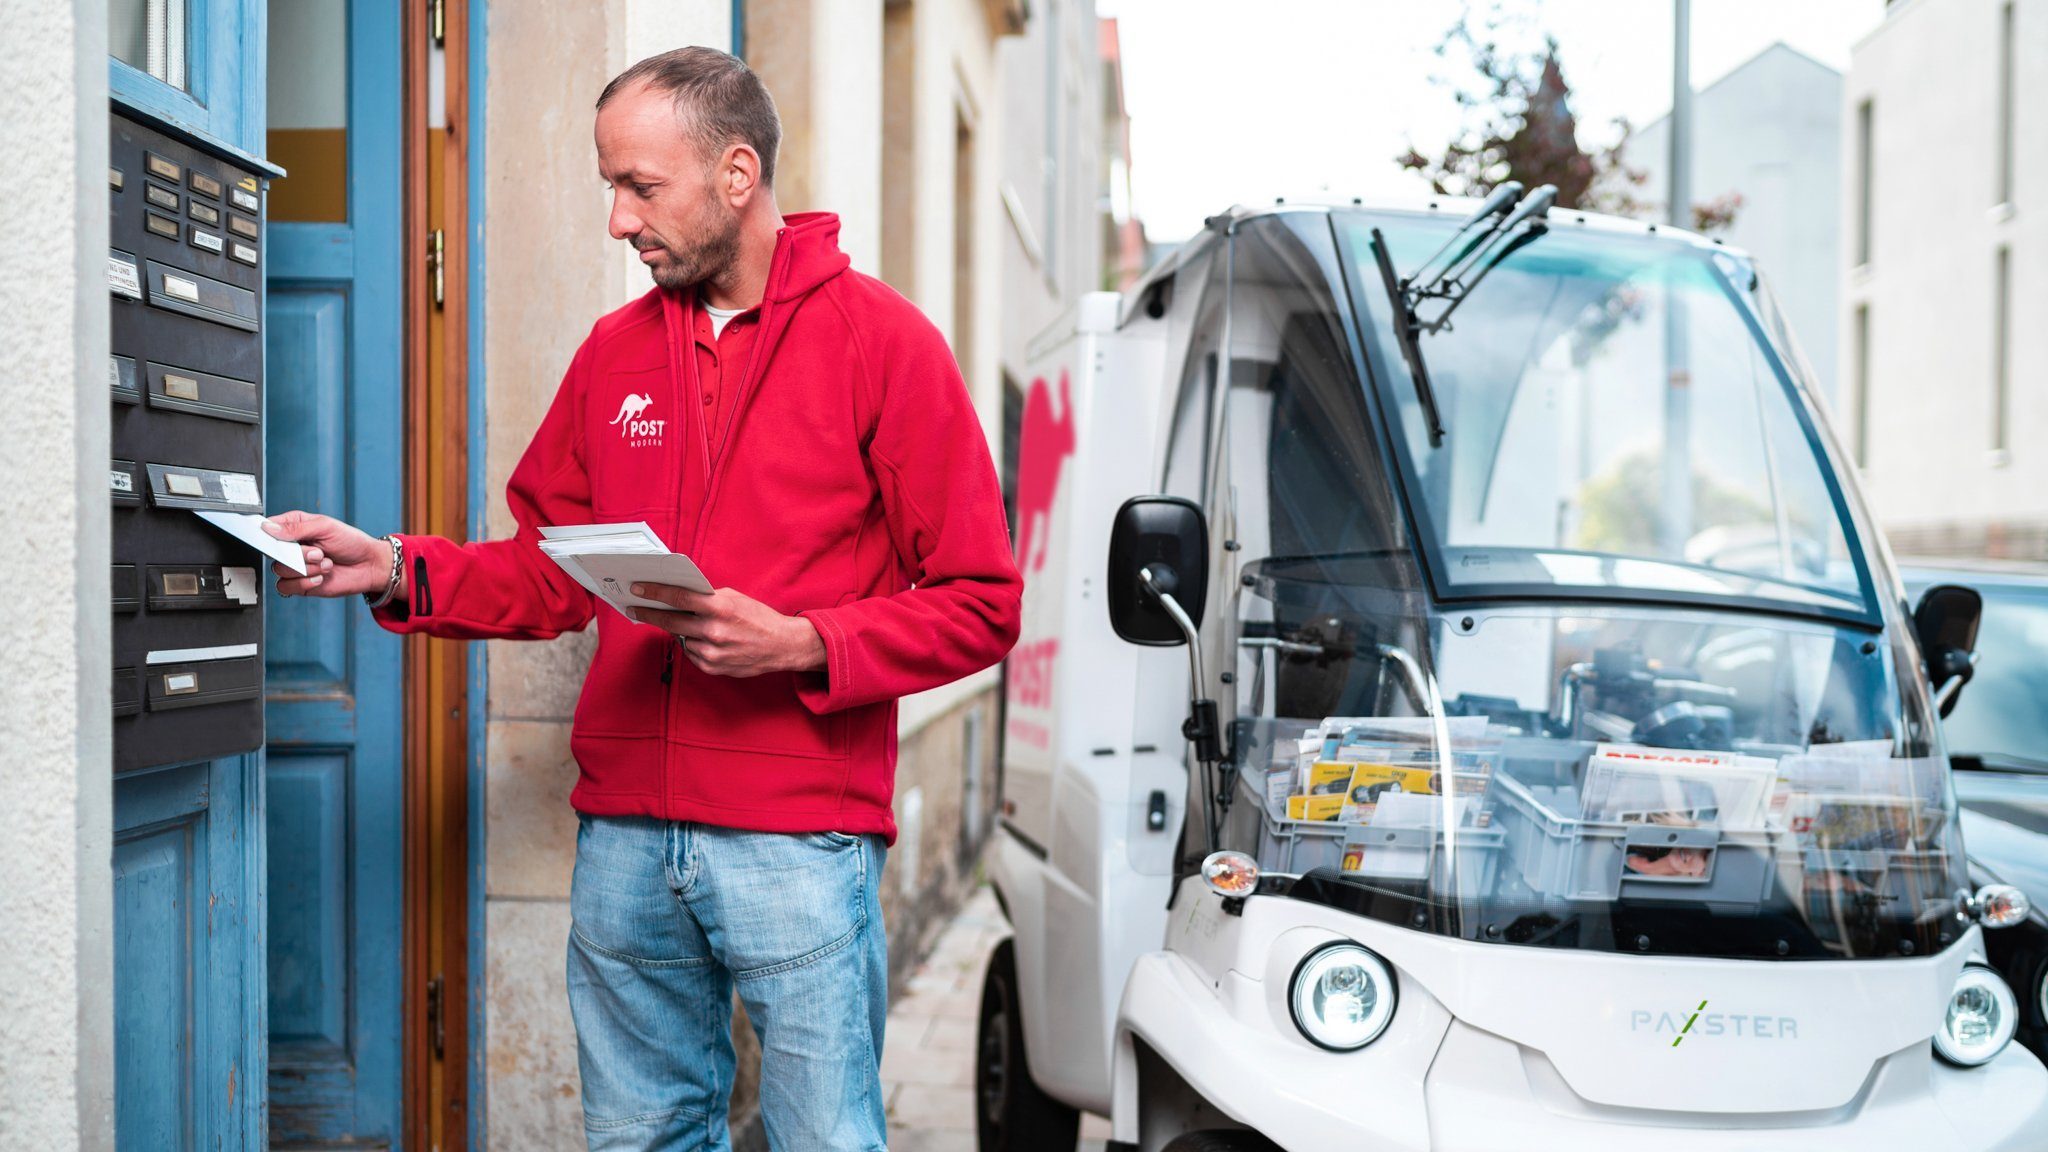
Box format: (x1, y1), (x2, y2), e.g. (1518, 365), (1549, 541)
(1934, 965), (2018, 1067)
(1289, 943), (1397, 1051)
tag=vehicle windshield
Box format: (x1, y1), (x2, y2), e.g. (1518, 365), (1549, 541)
(1208, 212), (1967, 961)
(1336, 211), (1876, 624)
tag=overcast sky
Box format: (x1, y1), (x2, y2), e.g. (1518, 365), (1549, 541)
(1099, 0), (1888, 240)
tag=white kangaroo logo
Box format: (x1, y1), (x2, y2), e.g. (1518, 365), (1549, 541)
(609, 392), (654, 435)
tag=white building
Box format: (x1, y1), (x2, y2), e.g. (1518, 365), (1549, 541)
(1632, 42), (1845, 402)
(1843, 0), (2045, 560)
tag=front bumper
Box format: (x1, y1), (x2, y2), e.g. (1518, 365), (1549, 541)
(1116, 949), (2048, 1151)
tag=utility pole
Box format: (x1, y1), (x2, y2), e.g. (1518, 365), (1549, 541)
(1660, 0), (1696, 561)
(1668, 0), (1693, 230)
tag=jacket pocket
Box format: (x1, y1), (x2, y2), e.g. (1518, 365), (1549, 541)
(670, 667), (848, 759)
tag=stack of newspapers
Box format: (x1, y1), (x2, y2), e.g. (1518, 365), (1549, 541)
(537, 522), (713, 620)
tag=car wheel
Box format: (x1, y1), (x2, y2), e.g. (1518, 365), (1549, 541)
(976, 937), (1080, 1152)
(1161, 1130), (1284, 1152)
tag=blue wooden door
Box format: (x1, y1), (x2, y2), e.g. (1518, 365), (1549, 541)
(262, 0), (408, 1145)
(112, 759), (265, 1149)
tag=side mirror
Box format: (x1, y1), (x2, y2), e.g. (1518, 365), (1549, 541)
(1913, 583), (1982, 718)
(1106, 496), (1208, 646)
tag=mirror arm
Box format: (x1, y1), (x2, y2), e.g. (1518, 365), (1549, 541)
(1140, 567), (1227, 852)
(1932, 649), (1978, 716)
(1138, 567), (1225, 765)
(1141, 565), (1204, 688)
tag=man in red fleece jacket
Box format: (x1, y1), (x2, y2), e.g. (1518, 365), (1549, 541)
(265, 47), (1021, 1151)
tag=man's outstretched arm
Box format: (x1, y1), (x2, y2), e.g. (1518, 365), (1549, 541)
(262, 341), (602, 641)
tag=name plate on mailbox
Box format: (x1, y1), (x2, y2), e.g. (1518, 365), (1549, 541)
(145, 462), (263, 513)
(110, 459), (145, 507)
(144, 259), (258, 331)
(145, 362), (259, 424)
(144, 645), (261, 712)
(146, 565), (259, 611)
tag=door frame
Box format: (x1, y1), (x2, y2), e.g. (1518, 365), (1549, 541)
(402, 0), (479, 1148)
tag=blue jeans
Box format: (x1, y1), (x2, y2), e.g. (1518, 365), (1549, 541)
(566, 815), (890, 1151)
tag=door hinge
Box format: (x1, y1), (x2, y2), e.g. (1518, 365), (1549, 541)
(426, 974), (446, 1061)
(428, 229), (445, 308)
(429, 0), (446, 47)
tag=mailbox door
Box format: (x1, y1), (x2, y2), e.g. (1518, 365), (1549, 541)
(261, 1), (407, 1145)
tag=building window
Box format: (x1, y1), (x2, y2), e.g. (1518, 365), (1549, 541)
(1997, 1), (2016, 206)
(111, 0), (189, 91)
(1993, 246), (2012, 452)
(1855, 99), (1874, 267)
(1854, 304), (1871, 466)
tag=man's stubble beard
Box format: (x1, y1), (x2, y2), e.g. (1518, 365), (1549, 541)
(643, 198), (743, 292)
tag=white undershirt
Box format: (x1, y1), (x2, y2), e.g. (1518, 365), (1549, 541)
(704, 302), (743, 338)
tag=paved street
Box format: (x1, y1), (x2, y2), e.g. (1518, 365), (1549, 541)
(882, 885), (1114, 1152)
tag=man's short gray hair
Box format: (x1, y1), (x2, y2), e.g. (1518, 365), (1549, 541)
(597, 47), (782, 188)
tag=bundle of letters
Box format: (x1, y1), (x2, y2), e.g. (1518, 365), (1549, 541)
(1267, 716), (1497, 829)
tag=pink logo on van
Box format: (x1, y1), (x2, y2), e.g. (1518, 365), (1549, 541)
(1016, 371), (1075, 575)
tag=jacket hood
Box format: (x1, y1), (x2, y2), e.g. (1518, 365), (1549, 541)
(765, 211), (852, 302)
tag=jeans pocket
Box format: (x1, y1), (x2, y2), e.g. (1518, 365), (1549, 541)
(801, 830), (861, 851)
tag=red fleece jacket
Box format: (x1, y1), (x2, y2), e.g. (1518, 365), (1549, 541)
(376, 213), (1021, 843)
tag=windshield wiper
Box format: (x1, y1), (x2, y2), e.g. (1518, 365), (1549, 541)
(1368, 182), (1558, 447)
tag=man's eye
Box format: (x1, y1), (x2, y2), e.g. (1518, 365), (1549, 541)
(633, 184), (655, 197)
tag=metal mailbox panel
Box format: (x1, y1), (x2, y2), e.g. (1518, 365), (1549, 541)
(109, 111), (268, 773)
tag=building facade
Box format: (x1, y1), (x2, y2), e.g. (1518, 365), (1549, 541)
(1631, 42), (1845, 403)
(1843, 0), (2045, 559)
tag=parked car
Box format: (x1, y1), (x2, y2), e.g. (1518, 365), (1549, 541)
(1904, 561), (2048, 1063)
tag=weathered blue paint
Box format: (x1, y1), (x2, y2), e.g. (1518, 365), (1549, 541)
(112, 755), (264, 1151)
(262, 0), (407, 1144)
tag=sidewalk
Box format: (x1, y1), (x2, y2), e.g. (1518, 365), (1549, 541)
(881, 885), (1113, 1151)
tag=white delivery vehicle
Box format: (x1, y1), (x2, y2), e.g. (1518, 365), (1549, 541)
(978, 187), (2048, 1151)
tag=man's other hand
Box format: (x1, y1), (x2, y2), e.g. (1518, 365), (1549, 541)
(263, 510), (395, 599)
(630, 584), (827, 678)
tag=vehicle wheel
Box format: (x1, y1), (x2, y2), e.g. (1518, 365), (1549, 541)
(1162, 1131), (1284, 1152)
(976, 937), (1080, 1152)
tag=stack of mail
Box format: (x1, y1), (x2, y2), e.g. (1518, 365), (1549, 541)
(537, 522), (713, 620)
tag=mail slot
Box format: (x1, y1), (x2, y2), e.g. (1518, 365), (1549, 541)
(145, 462), (263, 513)
(144, 648), (261, 712)
(145, 362), (259, 424)
(110, 110), (272, 772)
(144, 259), (258, 331)
(146, 565), (258, 612)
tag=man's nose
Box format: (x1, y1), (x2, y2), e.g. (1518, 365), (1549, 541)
(608, 201), (641, 242)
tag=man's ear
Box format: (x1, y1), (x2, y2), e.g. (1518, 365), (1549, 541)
(723, 143), (763, 207)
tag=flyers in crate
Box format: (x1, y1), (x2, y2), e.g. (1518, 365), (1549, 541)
(1286, 792), (1347, 821)
(1340, 760), (1441, 821)
(1786, 793), (1924, 851)
(1287, 761), (1353, 821)
(1582, 744), (1776, 830)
